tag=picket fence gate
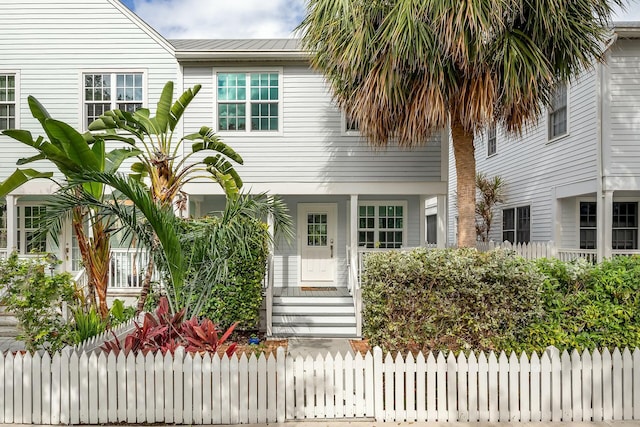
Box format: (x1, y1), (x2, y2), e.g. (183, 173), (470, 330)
(1, 346), (639, 424)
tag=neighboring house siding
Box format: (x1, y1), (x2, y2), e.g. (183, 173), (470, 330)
(606, 39), (640, 181)
(0, 0), (176, 179)
(182, 63), (442, 187)
(448, 69), (598, 244)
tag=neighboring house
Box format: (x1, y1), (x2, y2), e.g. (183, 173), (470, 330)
(0, 0), (449, 337)
(448, 24), (640, 263)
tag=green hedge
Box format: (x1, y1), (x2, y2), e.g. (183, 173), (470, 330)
(512, 256), (640, 352)
(182, 216), (269, 330)
(361, 248), (544, 353)
(362, 249), (640, 354)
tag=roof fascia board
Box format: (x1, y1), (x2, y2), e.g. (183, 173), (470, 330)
(106, 0), (175, 55)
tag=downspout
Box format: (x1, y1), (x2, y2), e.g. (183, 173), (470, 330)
(596, 34), (617, 262)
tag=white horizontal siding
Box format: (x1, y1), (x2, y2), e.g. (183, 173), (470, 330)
(182, 64), (443, 186)
(606, 39), (640, 179)
(0, 0), (176, 181)
(449, 69), (598, 244)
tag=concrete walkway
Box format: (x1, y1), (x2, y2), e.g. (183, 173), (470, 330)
(286, 337), (354, 357)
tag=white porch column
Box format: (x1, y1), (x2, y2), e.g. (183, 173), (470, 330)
(437, 194), (448, 248)
(266, 208), (275, 337)
(349, 194), (358, 283)
(602, 190), (614, 260)
(419, 195), (427, 247)
(5, 195), (16, 253)
(349, 194), (363, 337)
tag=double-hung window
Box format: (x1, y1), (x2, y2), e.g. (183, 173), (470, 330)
(84, 72), (143, 129)
(17, 205), (47, 254)
(487, 125), (497, 156)
(217, 72), (280, 132)
(612, 202), (638, 250)
(579, 201), (597, 249)
(579, 201), (638, 250)
(358, 202), (406, 248)
(548, 83), (568, 140)
(0, 74), (16, 130)
(502, 205), (530, 244)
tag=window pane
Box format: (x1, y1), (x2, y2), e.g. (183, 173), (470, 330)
(502, 208), (515, 231)
(549, 84), (568, 139)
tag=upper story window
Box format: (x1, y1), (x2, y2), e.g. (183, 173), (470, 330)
(502, 205), (530, 244)
(84, 73), (143, 129)
(217, 72), (280, 132)
(0, 74), (16, 131)
(358, 202), (406, 248)
(487, 125), (497, 156)
(548, 83), (568, 140)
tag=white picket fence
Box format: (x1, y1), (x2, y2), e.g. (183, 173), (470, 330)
(1, 346), (640, 424)
(71, 319), (136, 354)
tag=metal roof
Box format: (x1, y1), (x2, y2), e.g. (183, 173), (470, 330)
(169, 39), (306, 60)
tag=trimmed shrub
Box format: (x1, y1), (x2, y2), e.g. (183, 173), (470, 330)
(512, 256), (640, 352)
(361, 248), (544, 353)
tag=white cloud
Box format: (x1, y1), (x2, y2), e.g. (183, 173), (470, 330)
(131, 0), (306, 39)
(130, 0), (640, 40)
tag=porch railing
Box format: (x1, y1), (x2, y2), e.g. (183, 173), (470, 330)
(109, 248), (153, 289)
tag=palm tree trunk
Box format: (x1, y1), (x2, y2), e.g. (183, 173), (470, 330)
(136, 256), (155, 315)
(451, 118), (477, 248)
(90, 220), (111, 319)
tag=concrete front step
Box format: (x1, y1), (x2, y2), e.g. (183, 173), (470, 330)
(273, 295), (353, 305)
(273, 303), (354, 315)
(0, 325), (19, 338)
(273, 313), (356, 325)
(271, 324), (357, 337)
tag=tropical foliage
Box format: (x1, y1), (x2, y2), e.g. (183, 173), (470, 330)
(87, 81), (245, 311)
(475, 173), (505, 242)
(44, 172), (292, 318)
(100, 297), (238, 356)
(0, 97), (139, 318)
(299, 0), (622, 247)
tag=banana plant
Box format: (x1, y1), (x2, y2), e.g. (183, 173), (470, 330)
(89, 81), (244, 207)
(0, 97), (140, 319)
(88, 81), (244, 312)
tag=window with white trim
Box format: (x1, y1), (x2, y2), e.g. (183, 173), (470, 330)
(502, 205), (530, 244)
(17, 205), (47, 254)
(548, 83), (567, 140)
(84, 73), (143, 129)
(217, 72), (279, 132)
(579, 201), (597, 249)
(487, 125), (497, 156)
(0, 74), (16, 130)
(612, 202), (638, 250)
(358, 202), (406, 248)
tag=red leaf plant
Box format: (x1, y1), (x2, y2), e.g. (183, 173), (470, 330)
(100, 297), (237, 356)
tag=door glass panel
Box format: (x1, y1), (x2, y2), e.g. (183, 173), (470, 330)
(307, 213), (328, 246)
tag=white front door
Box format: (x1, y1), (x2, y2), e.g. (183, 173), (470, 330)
(298, 203), (338, 285)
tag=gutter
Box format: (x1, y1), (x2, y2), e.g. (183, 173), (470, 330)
(175, 51), (310, 61)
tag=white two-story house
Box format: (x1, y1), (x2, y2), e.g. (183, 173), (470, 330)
(0, 0), (449, 337)
(448, 24), (640, 264)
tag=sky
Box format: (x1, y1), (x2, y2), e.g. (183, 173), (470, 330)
(119, 0), (640, 40)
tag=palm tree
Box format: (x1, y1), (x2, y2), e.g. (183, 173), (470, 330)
(88, 81), (244, 311)
(299, 0), (622, 247)
(475, 173), (506, 242)
(0, 97), (139, 318)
